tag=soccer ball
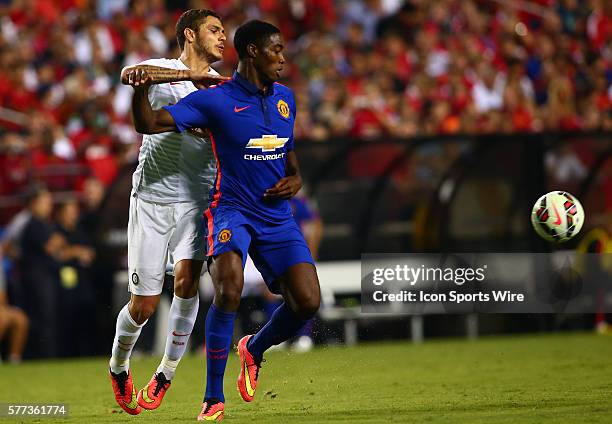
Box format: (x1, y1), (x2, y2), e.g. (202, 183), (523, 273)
(531, 191), (585, 243)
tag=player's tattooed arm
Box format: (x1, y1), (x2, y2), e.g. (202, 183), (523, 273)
(121, 65), (188, 85)
(264, 151), (303, 199)
(121, 65), (229, 88)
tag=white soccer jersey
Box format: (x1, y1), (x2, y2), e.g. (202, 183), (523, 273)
(131, 58), (217, 204)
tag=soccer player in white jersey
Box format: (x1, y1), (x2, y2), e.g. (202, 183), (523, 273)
(108, 9), (229, 415)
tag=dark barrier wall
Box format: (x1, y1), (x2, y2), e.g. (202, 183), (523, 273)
(295, 132), (612, 260)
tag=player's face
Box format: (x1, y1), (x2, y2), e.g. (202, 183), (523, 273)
(256, 33), (286, 83)
(194, 16), (226, 62)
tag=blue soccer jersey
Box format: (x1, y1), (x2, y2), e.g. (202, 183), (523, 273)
(164, 72), (296, 223)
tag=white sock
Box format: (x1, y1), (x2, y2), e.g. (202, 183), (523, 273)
(109, 304), (146, 374)
(156, 294), (199, 380)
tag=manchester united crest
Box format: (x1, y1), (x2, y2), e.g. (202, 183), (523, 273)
(218, 229), (232, 243)
(277, 100), (290, 118)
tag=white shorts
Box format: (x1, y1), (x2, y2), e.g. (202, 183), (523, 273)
(127, 195), (206, 296)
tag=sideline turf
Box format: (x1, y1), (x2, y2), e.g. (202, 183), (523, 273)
(2, 332), (611, 423)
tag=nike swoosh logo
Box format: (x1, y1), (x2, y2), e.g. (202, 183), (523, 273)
(209, 410), (223, 420)
(125, 387), (139, 409)
(141, 387), (154, 403)
(244, 360), (255, 396)
(551, 202), (562, 225)
(172, 331), (191, 337)
(234, 105), (251, 113)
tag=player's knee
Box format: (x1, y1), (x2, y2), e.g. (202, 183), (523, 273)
(215, 283), (242, 311)
(295, 291), (320, 320)
(212, 263), (243, 311)
(174, 273), (198, 298)
(129, 300), (157, 324)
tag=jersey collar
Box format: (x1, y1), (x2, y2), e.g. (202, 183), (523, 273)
(233, 71), (275, 96)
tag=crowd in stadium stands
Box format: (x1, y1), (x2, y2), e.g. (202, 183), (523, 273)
(0, 0), (610, 200)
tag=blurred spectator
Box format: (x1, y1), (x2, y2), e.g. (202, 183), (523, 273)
(291, 189), (324, 261)
(472, 64), (506, 113)
(54, 198), (96, 357)
(18, 184), (62, 358)
(545, 141), (588, 191)
(0, 133), (30, 199)
(79, 176), (106, 234)
(0, 245), (28, 364)
(18, 183), (95, 358)
(77, 176), (118, 356)
(1, 202), (31, 260)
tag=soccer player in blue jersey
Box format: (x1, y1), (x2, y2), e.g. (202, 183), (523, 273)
(130, 20), (321, 421)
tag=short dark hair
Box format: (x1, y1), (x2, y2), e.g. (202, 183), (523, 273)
(23, 182), (49, 204)
(234, 20), (281, 59)
(175, 9), (221, 50)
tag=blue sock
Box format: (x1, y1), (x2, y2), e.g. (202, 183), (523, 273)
(204, 304), (236, 403)
(247, 303), (309, 361)
(263, 299), (282, 320)
(297, 318), (315, 337)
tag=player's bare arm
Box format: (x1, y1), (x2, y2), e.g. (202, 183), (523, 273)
(264, 151), (302, 199)
(121, 65), (229, 88)
(130, 85), (177, 134)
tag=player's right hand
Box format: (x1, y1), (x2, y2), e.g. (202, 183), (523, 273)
(189, 71), (231, 89)
(264, 175), (302, 200)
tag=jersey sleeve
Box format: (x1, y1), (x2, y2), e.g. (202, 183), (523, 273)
(122, 58), (165, 72)
(122, 58), (171, 102)
(163, 90), (210, 133)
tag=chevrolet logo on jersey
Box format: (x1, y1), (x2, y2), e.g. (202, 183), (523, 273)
(246, 135), (289, 152)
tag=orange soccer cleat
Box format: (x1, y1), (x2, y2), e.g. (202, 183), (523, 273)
(109, 369), (142, 415)
(137, 372), (171, 410)
(236, 335), (264, 402)
(197, 400), (225, 421)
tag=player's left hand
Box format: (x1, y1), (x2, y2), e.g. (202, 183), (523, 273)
(124, 67), (152, 88)
(264, 175), (302, 199)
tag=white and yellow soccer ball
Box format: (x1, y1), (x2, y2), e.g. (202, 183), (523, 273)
(531, 191), (585, 243)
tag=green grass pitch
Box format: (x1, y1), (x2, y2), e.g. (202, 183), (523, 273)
(2, 332), (611, 423)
